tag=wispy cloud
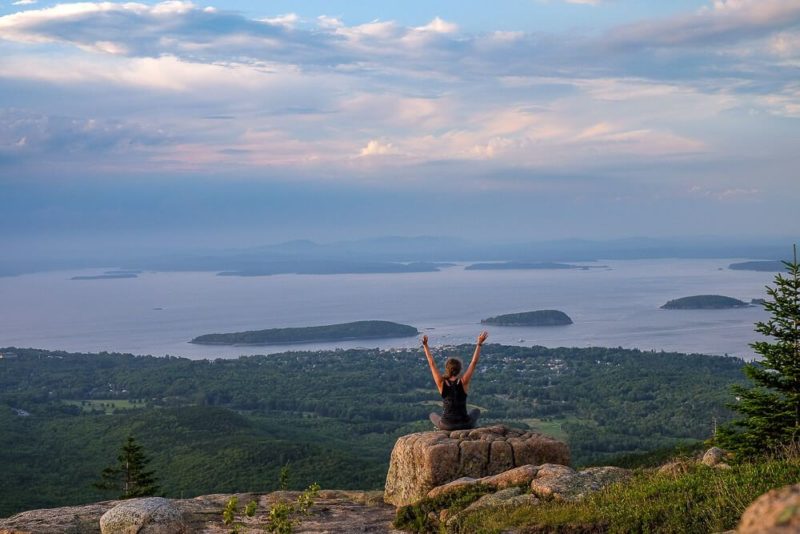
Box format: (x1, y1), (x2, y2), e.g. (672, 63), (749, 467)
(0, 0), (796, 211)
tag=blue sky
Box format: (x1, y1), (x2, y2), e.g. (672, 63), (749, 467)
(0, 0), (798, 254)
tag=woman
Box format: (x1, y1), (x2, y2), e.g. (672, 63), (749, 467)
(423, 331), (488, 430)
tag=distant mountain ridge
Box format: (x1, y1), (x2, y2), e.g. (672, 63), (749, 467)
(2, 236), (796, 276)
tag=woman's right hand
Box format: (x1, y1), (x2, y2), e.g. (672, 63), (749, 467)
(477, 331), (488, 345)
(422, 335), (428, 346)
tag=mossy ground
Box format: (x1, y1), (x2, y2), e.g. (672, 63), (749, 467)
(395, 455), (800, 534)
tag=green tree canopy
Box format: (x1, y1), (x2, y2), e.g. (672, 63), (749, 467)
(94, 435), (160, 499)
(719, 246), (800, 456)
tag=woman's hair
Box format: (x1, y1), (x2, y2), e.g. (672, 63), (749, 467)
(445, 357), (463, 379)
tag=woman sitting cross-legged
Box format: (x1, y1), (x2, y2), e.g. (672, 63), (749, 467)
(423, 331), (487, 431)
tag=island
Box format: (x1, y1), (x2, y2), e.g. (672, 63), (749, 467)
(70, 273), (138, 280)
(465, 262), (598, 271)
(190, 320), (419, 345)
(217, 261), (444, 276)
(481, 310), (573, 326)
(660, 295), (749, 310)
(729, 260), (785, 272)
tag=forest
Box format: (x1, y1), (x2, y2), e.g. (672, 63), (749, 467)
(0, 344), (746, 517)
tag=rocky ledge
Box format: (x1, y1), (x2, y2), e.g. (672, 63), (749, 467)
(0, 490), (399, 534)
(384, 424), (570, 507)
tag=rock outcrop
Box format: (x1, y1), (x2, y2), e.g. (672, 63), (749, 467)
(0, 491), (398, 534)
(529, 464), (630, 502)
(384, 425), (570, 507)
(738, 482), (800, 534)
(426, 463), (630, 505)
(427, 465), (541, 499)
(99, 497), (186, 534)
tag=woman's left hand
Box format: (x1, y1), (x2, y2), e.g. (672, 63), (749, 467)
(478, 331), (488, 345)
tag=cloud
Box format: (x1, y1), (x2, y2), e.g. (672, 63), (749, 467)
(606, 0), (800, 49)
(0, 109), (168, 173)
(688, 185), (761, 201)
(260, 13), (299, 28)
(0, 0), (795, 206)
(359, 140), (398, 156)
(12, 0), (37, 5)
(415, 17), (458, 33)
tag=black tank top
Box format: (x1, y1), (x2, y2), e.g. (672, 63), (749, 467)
(441, 378), (469, 424)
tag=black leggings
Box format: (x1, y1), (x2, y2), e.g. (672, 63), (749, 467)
(429, 409), (481, 430)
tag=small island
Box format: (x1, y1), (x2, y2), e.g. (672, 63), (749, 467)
(481, 310), (573, 327)
(660, 295), (749, 310)
(729, 260), (785, 272)
(71, 273), (138, 280)
(190, 320), (419, 345)
(465, 262), (597, 271)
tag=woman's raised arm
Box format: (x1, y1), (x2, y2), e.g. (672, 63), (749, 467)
(462, 331), (488, 392)
(422, 335), (444, 394)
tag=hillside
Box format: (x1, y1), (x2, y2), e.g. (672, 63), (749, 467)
(0, 345), (746, 517)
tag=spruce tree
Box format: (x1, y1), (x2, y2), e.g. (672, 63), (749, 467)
(94, 435), (160, 498)
(718, 245), (800, 456)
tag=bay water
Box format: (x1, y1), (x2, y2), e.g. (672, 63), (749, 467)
(0, 258), (777, 360)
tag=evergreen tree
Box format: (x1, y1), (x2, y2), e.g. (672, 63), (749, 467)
(719, 246), (800, 456)
(94, 435), (160, 498)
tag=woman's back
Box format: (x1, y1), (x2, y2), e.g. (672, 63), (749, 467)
(441, 378), (469, 424)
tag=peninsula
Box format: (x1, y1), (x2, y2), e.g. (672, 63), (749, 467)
(660, 295), (749, 310)
(481, 310), (573, 326)
(190, 320), (419, 345)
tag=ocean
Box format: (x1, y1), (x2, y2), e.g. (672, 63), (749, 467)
(0, 258), (777, 360)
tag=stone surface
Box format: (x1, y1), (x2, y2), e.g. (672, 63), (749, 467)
(657, 460), (690, 476)
(427, 477), (479, 500)
(444, 487), (528, 531)
(702, 447), (725, 467)
(0, 501), (116, 534)
(530, 465), (630, 502)
(384, 425), (569, 506)
(464, 487), (525, 512)
(427, 465), (542, 500)
(100, 497), (186, 534)
(0, 491), (400, 534)
(738, 483), (800, 534)
(484, 464), (541, 490)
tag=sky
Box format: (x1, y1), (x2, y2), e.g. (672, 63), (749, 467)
(0, 0), (798, 255)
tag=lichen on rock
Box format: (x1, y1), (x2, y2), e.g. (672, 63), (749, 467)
(384, 425), (570, 507)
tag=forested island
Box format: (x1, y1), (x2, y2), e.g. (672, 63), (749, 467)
(0, 345), (745, 516)
(465, 261), (597, 271)
(729, 260), (785, 272)
(661, 295), (749, 310)
(190, 320), (419, 345)
(481, 310), (573, 326)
